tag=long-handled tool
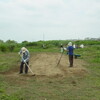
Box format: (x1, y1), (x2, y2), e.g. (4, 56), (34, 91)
(56, 51), (64, 67)
(24, 62), (35, 76)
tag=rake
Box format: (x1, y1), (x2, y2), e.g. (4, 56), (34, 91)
(24, 62), (35, 76)
(56, 51), (64, 67)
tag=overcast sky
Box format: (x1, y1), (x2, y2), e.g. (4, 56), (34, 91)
(0, 0), (100, 42)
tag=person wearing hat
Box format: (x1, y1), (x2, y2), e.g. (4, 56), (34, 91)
(60, 44), (64, 53)
(19, 47), (30, 74)
(67, 42), (74, 67)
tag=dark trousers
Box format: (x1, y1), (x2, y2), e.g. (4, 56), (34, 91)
(20, 61), (29, 73)
(69, 55), (73, 67)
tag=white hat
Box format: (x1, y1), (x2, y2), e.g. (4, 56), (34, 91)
(68, 42), (72, 46)
(21, 47), (27, 53)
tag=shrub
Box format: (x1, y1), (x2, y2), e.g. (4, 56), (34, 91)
(0, 44), (7, 52)
(7, 44), (15, 52)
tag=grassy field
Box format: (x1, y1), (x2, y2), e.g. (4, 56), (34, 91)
(0, 45), (100, 100)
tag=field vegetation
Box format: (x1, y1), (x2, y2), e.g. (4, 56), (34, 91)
(0, 39), (100, 100)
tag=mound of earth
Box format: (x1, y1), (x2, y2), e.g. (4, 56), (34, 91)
(29, 53), (87, 77)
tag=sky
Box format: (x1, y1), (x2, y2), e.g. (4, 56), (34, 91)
(0, 0), (100, 43)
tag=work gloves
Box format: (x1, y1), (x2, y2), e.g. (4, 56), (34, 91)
(23, 60), (26, 63)
(63, 47), (67, 50)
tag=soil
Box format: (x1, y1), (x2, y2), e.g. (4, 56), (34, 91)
(1, 52), (88, 78)
(30, 53), (87, 77)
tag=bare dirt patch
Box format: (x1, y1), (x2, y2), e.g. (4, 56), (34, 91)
(1, 52), (88, 78)
(29, 52), (88, 77)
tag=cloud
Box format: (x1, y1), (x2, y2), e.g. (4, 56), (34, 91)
(0, 0), (100, 42)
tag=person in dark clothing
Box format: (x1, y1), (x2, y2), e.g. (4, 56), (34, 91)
(19, 47), (30, 74)
(67, 42), (74, 67)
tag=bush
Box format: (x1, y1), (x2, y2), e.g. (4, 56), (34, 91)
(25, 42), (38, 46)
(7, 44), (15, 52)
(0, 44), (7, 52)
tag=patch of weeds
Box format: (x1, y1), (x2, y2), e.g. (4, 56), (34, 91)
(0, 92), (25, 100)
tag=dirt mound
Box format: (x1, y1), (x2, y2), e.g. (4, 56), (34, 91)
(29, 53), (87, 77)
